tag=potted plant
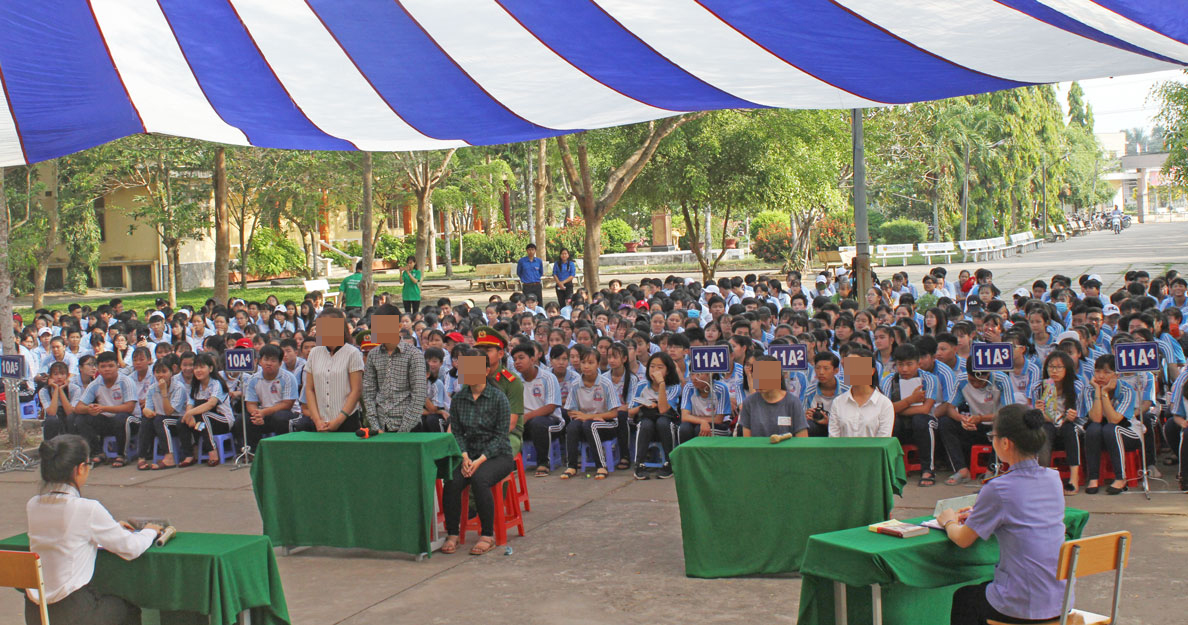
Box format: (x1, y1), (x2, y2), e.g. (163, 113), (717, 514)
(624, 240), (640, 253)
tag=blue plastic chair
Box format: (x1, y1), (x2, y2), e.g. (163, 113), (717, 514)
(152, 434), (184, 464)
(101, 436), (136, 460)
(196, 432), (237, 465)
(578, 440), (619, 473)
(522, 438), (563, 471)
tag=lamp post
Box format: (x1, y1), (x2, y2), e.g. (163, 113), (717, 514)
(852, 109), (871, 299)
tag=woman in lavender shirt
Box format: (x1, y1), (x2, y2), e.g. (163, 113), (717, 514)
(937, 404), (1069, 625)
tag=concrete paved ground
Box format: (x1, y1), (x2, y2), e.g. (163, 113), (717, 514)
(1, 222), (1185, 624)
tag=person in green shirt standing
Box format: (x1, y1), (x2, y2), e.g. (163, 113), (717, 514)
(340, 261), (364, 313)
(400, 255), (422, 314)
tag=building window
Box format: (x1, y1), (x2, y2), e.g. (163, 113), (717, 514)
(387, 203), (400, 230)
(99, 265), (125, 289)
(94, 197), (106, 242)
(347, 203), (362, 231)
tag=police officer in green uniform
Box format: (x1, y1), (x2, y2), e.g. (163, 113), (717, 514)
(473, 326), (525, 455)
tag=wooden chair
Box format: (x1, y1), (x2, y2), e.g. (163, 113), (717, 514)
(988, 531), (1131, 625)
(0, 550), (50, 624)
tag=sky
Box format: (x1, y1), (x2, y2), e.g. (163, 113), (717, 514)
(1055, 69), (1186, 135)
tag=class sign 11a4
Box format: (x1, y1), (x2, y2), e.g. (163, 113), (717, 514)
(1113, 342), (1159, 373)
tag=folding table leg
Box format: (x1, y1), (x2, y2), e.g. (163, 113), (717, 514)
(239, 609), (252, 625)
(833, 581), (847, 625)
(871, 584), (883, 625)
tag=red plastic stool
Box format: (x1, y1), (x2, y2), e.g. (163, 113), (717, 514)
(1050, 451), (1072, 483)
(901, 444), (921, 474)
(514, 454), (531, 512)
(969, 445), (995, 479)
(434, 479), (445, 527)
(458, 475), (525, 546)
(1098, 450), (1141, 487)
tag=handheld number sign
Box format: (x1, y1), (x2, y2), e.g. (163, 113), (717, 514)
(1113, 342), (1159, 373)
(0, 355), (25, 380)
(224, 349), (256, 373)
(768, 344), (809, 371)
(970, 343), (1013, 372)
(690, 345), (730, 374)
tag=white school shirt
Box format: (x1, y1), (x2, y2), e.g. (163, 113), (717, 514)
(245, 369), (299, 409)
(187, 378), (235, 424)
(78, 375), (138, 417)
(522, 369), (563, 419)
(145, 378), (189, 417)
(25, 484), (155, 604)
(565, 376), (621, 414)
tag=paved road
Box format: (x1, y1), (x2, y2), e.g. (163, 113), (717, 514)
(434, 220), (1188, 304)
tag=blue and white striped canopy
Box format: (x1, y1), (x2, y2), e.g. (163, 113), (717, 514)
(1, 0), (1185, 166)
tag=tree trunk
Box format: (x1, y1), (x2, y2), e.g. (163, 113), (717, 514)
(213, 147), (229, 304)
(960, 141), (970, 242)
(581, 211), (602, 293)
(239, 205), (248, 290)
(361, 152), (375, 310)
(428, 203), (437, 272)
(680, 201), (711, 284)
(31, 161), (60, 310)
(166, 242), (179, 308)
(535, 139), (548, 255)
(0, 169), (21, 449)
(414, 190), (431, 270)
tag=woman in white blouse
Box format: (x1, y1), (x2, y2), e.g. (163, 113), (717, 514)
(25, 435), (163, 625)
(829, 349), (895, 437)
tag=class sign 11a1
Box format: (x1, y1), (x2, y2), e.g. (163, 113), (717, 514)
(690, 345), (730, 374)
(1113, 342), (1159, 373)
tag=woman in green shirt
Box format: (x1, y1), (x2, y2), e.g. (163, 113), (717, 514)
(400, 255), (422, 315)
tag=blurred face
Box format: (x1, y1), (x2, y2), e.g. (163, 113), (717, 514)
(814, 360), (837, 385)
(936, 341), (956, 364)
(193, 361), (211, 382)
(98, 360), (119, 382)
(1046, 358), (1066, 383)
(580, 354), (600, 378)
(513, 351), (535, 377)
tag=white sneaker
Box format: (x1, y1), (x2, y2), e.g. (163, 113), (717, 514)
(1147, 464), (1163, 479)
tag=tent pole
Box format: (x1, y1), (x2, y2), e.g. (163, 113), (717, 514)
(852, 109), (872, 299)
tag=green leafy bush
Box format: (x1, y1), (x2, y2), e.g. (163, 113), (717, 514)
(247, 227), (308, 278)
(601, 218), (635, 253)
(462, 231), (528, 265)
(750, 210), (790, 238)
(751, 224), (796, 264)
(879, 218), (927, 244)
(375, 233), (415, 263)
(435, 236), (461, 264)
(547, 219), (594, 260)
(813, 215), (855, 250)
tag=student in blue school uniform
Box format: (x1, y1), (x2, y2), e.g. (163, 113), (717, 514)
(629, 352), (683, 481)
(1032, 351), (1086, 493)
(141, 358), (194, 469)
(939, 358), (1015, 486)
(182, 353), (235, 467)
(676, 370), (731, 444)
(881, 344), (940, 486)
(560, 345), (621, 480)
(1081, 354), (1139, 495)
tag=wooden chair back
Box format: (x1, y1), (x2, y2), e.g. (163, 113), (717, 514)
(1057, 531), (1131, 580)
(0, 550), (49, 624)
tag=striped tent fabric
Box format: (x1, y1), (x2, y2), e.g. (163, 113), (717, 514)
(1, 0), (1185, 166)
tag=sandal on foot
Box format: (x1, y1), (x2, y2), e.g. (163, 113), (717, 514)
(594, 468), (609, 480)
(441, 536), (460, 554)
(91, 455), (106, 465)
(469, 536), (496, 556)
(1063, 481), (1077, 494)
(559, 468), (577, 479)
(535, 466), (551, 477)
(945, 473), (970, 486)
(151, 462), (176, 470)
(110, 457), (127, 468)
(918, 475), (936, 487)
(616, 458), (631, 470)
(137, 460), (151, 471)
(178, 457), (197, 468)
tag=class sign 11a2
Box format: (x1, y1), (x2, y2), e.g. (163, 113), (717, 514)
(768, 344), (809, 371)
(1113, 342), (1159, 373)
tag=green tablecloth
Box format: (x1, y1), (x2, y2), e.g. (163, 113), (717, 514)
(669, 437), (906, 578)
(0, 532), (289, 625)
(796, 508), (1090, 625)
(251, 431), (462, 555)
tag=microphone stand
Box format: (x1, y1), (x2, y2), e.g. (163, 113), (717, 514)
(231, 377), (252, 471)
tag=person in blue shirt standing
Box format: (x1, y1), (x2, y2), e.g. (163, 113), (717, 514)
(517, 243), (544, 305)
(552, 247), (577, 308)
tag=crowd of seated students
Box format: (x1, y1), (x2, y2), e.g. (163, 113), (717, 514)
(6, 262), (1187, 501)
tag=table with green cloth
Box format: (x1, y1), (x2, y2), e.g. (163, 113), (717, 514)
(797, 508), (1090, 625)
(0, 532), (289, 625)
(251, 431), (462, 555)
(669, 437), (906, 578)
